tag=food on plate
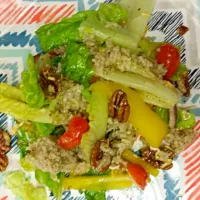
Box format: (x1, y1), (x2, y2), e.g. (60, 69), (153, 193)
(0, 0), (198, 199)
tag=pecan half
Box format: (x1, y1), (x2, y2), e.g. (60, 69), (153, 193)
(141, 146), (175, 170)
(177, 25), (189, 35)
(39, 67), (61, 99)
(109, 90), (130, 122)
(90, 139), (112, 172)
(0, 131), (11, 172)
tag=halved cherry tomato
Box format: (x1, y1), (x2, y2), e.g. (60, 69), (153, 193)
(127, 163), (149, 190)
(57, 116), (89, 149)
(156, 44), (180, 80)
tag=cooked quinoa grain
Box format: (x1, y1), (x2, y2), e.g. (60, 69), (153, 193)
(51, 79), (88, 125)
(163, 129), (198, 153)
(84, 36), (166, 79)
(26, 136), (89, 175)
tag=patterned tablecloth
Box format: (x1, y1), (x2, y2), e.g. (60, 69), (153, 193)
(0, 0), (199, 200)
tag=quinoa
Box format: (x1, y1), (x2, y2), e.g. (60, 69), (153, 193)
(51, 78), (88, 125)
(100, 118), (136, 171)
(163, 128), (199, 154)
(84, 36), (166, 79)
(26, 136), (89, 175)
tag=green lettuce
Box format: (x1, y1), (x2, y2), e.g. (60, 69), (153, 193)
(0, 83), (24, 102)
(4, 171), (47, 200)
(20, 54), (47, 108)
(176, 108), (196, 129)
(33, 122), (55, 137)
(62, 42), (93, 87)
(94, 70), (179, 108)
(170, 64), (189, 81)
(80, 91), (108, 161)
(84, 190), (106, 200)
(155, 106), (169, 124)
(35, 169), (64, 200)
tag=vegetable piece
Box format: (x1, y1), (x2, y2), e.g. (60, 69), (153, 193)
(94, 70), (179, 108)
(97, 3), (127, 23)
(35, 169), (64, 200)
(0, 83), (24, 102)
(36, 20), (82, 52)
(119, 0), (156, 40)
(138, 39), (165, 58)
(20, 54), (47, 108)
(156, 44), (180, 80)
(170, 63), (189, 81)
(84, 190), (106, 200)
(122, 149), (159, 176)
(127, 163), (148, 190)
(62, 42), (93, 87)
(33, 122), (55, 137)
(176, 108), (196, 129)
(79, 18), (138, 53)
(20, 157), (36, 172)
(4, 171), (47, 200)
(0, 94), (53, 124)
(90, 81), (168, 148)
(63, 174), (133, 191)
(57, 116), (89, 149)
(155, 106), (169, 124)
(80, 92), (108, 161)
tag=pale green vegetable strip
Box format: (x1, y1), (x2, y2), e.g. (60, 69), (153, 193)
(0, 94), (52, 123)
(80, 91), (108, 161)
(119, 0), (155, 40)
(64, 174), (133, 191)
(94, 71), (179, 107)
(0, 83), (24, 102)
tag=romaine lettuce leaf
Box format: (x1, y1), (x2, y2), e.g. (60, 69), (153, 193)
(94, 70), (179, 108)
(84, 190), (106, 200)
(4, 171), (47, 200)
(20, 54), (47, 108)
(80, 91), (108, 161)
(62, 42), (93, 87)
(33, 122), (55, 137)
(0, 83), (24, 102)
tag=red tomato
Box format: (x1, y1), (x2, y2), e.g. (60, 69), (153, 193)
(57, 116), (89, 149)
(156, 44), (180, 80)
(127, 163), (149, 190)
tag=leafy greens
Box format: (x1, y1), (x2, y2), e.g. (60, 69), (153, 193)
(20, 54), (47, 108)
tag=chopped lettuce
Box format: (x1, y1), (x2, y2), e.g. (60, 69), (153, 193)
(97, 3), (127, 23)
(4, 171), (47, 200)
(62, 42), (93, 87)
(119, 0), (155, 41)
(20, 54), (47, 108)
(170, 63), (189, 81)
(155, 106), (169, 124)
(35, 169), (64, 200)
(84, 190), (106, 200)
(80, 91), (108, 161)
(94, 70), (179, 108)
(0, 83), (24, 102)
(33, 122), (55, 137)
(0, 94), (53, 123)
(176, 108), (196, 129)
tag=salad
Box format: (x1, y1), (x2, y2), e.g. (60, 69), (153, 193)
(0, 0), (198, 199)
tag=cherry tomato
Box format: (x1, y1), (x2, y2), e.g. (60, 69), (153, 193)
(57, 116), (89, 149)
(156, 44), (180, 80)
(127, 163), (148, 190)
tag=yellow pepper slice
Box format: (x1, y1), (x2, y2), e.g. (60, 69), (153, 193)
(122, 149), (159, 177)
(63, 174), (133, 191)
(90, 81), (168, 147)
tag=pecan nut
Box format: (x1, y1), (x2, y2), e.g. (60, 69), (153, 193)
(177, 25), (189, 35)
(39, 67), (61, 99)
(90, 139), (112, 172)
(141, 146), (175, 170)
(109, 90), (130, 122)
(0, 154), (8, 172)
